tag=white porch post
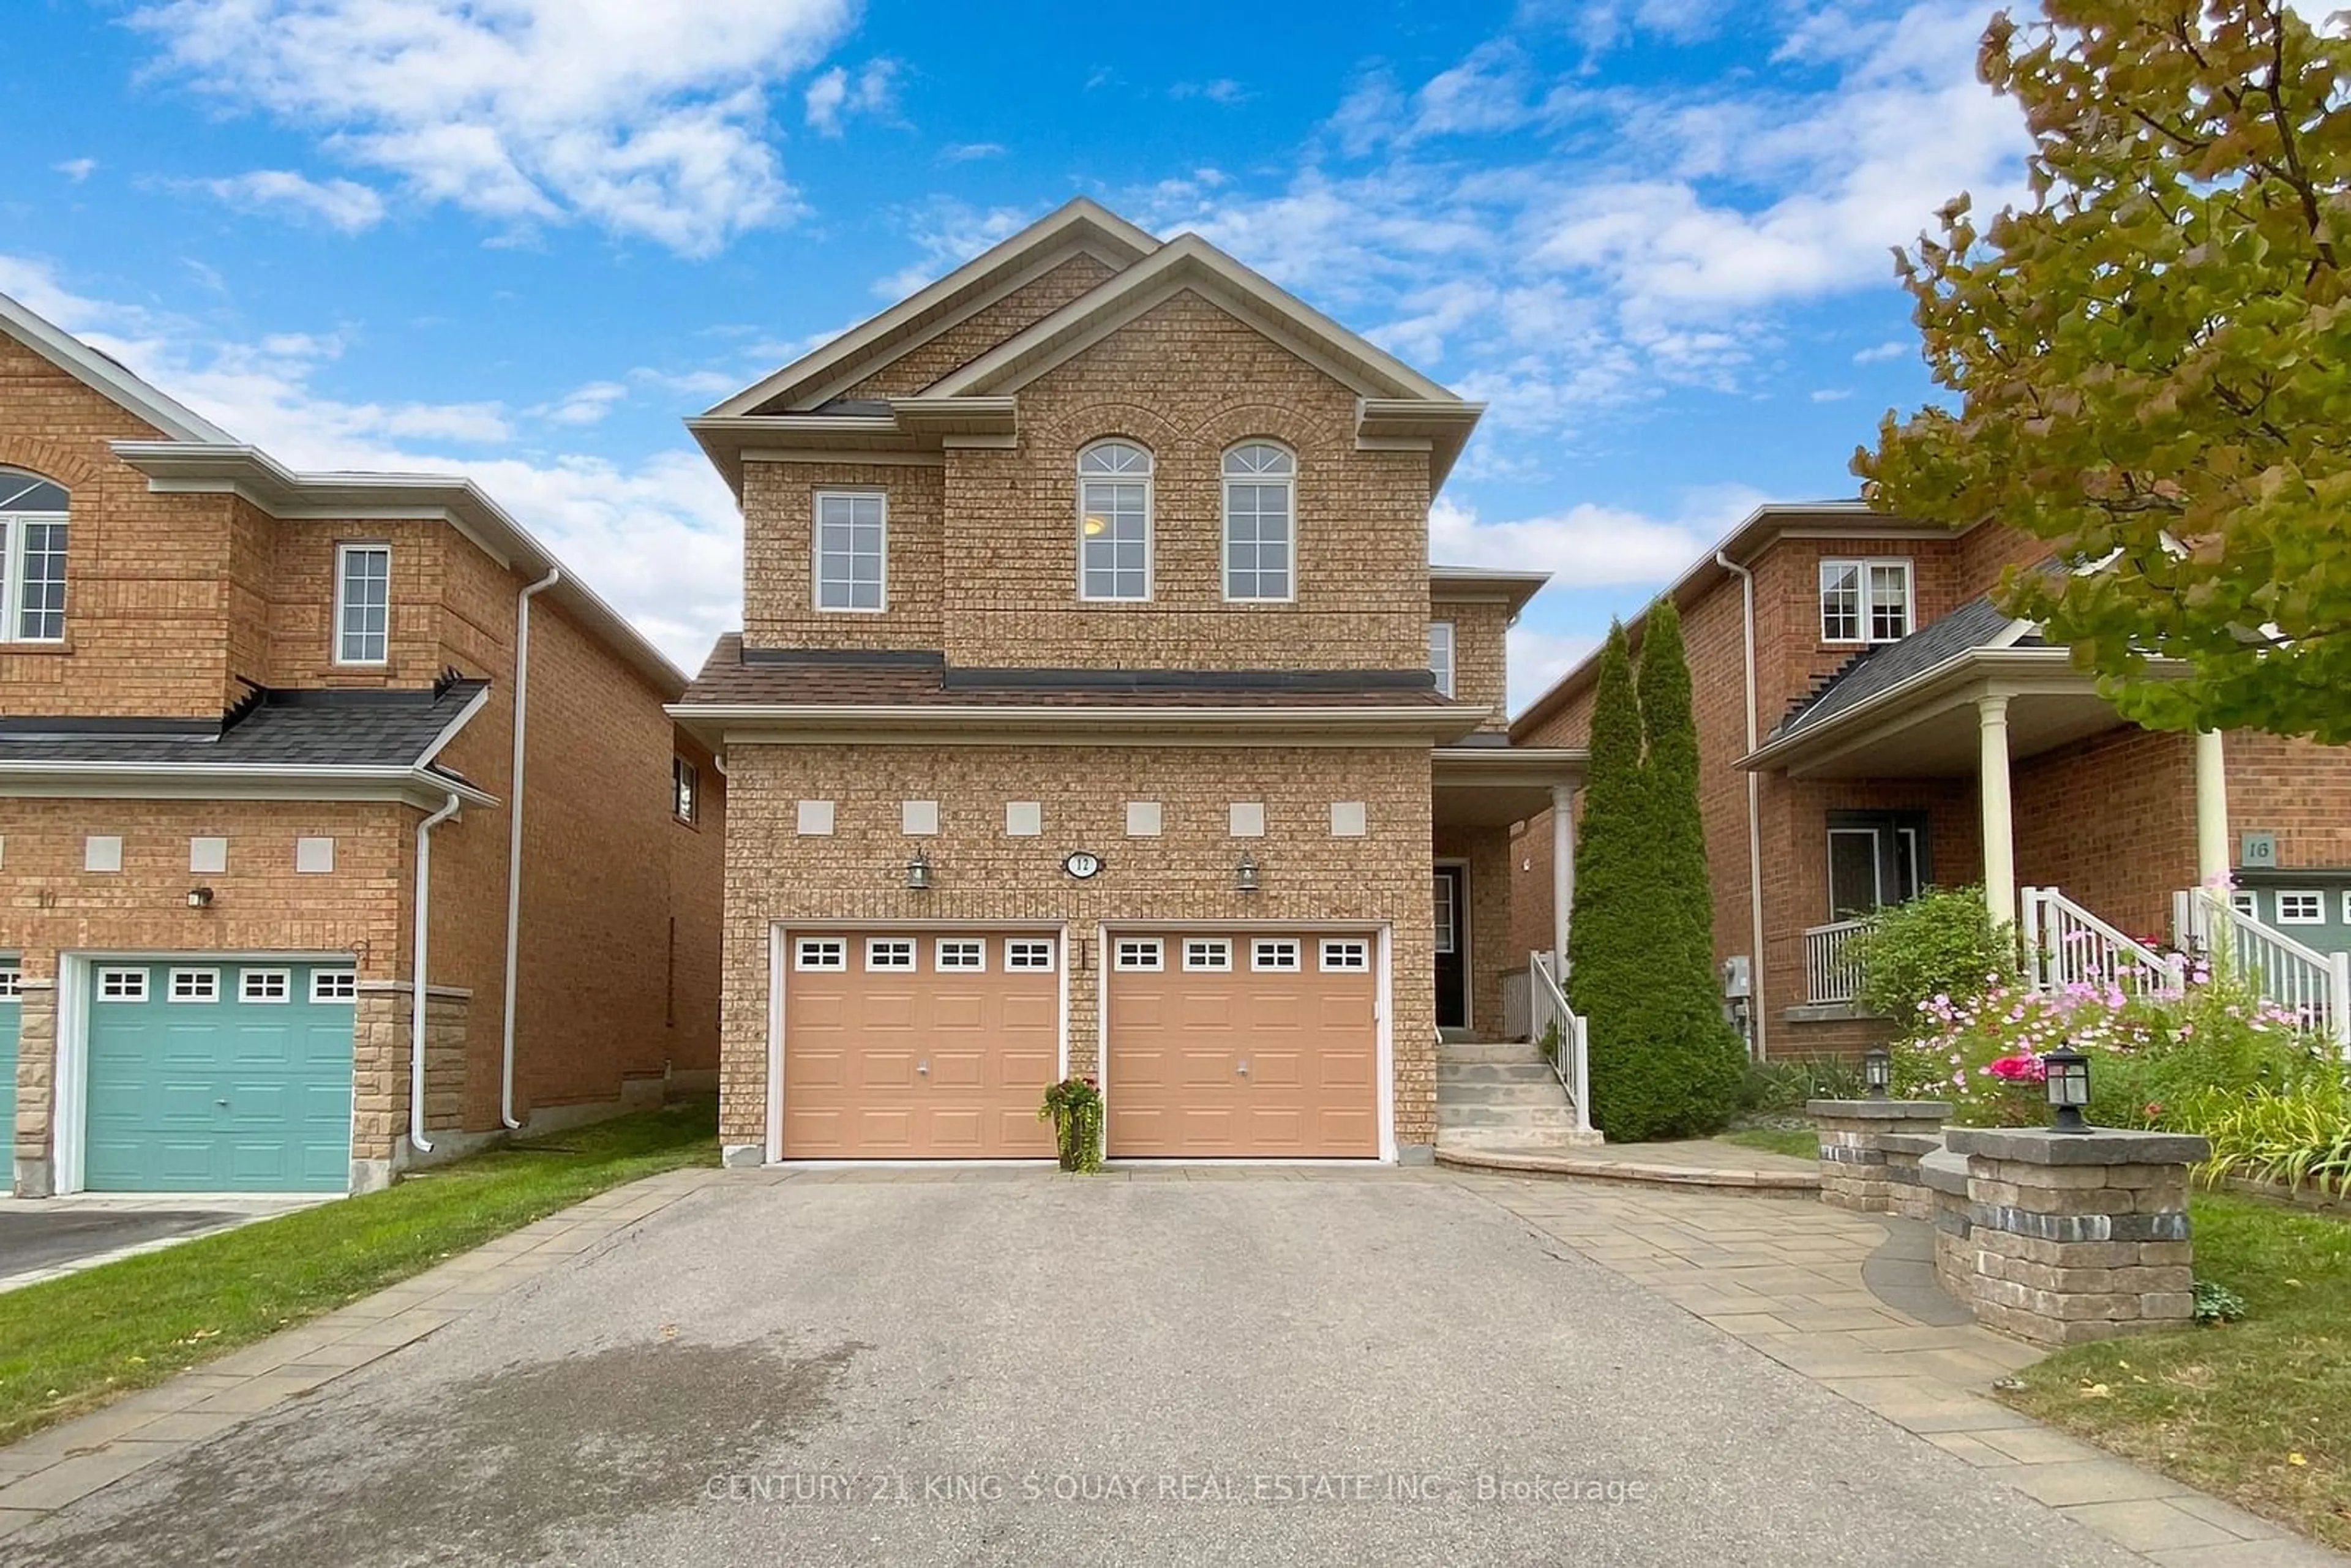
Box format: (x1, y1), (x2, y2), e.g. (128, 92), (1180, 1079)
(1551, 782), (1575, 972)
(1978, 696), (2017, 929)
(2195, 728), (2230, 888)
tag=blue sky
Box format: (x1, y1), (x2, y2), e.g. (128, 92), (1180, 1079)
(1, 0), (2025, 707)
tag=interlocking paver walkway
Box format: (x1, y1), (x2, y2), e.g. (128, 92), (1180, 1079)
(1450, 1169), (2345, 1567)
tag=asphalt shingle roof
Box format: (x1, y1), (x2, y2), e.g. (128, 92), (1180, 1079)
(1775, 596), (2036, 738)
(0, 681), (489, 770)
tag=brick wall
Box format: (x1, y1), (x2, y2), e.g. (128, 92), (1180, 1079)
(743, 460), (945, 650)
(718, 742), (1434, 1150)
(841, 255), (1116, 399)
(1433, 598), (1509, 732)
(2012, 727), (2196, 941)
(2225, 732), (2351, 872)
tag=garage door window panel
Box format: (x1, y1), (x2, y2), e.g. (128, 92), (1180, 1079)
(1006, 939), (1056, 972)
(866, 938), (917, 970)
(1251, 939), (1301, 972)
(1320, 939), (1370, 972)
(1114, 939), (1164, 972)
(311, 970), (358, 1003)
(795, 938), (847, 970)
(1183, 939), (1232, 972)
(169, 969), (220, 1003)
(241, 969), (291, 1003)
(936, 939), (986, 971)
(99, 967), (148, 1002)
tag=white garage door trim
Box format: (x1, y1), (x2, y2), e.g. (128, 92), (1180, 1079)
(1096, 919), (1395, 1165)
(763, 920), (1071, 1168)
(52, 948), (361, 1196)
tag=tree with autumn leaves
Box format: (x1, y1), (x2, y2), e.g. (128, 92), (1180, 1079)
(1859, 0), (2351, 743)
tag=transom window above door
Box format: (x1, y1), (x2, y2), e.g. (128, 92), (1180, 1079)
(814, 491), (887, 612)
(1819, 558), (1913, 644)
(1826, 811), (1929, 921)
(1222, 441), (1294, 602)
(0, 467), (69, 644)
(1078, 441), (1152, 601)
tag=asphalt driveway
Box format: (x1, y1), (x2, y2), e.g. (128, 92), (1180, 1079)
(0, 1172), (2148, 1567)
(0, 1202), (255, 1285)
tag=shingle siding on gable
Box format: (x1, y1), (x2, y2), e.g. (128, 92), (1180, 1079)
(841, 253), (1118, 399)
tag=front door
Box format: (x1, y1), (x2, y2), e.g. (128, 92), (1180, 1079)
(1433, 867), (1468, 1030)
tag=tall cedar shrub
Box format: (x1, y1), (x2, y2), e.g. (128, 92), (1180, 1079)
(1570, 606), (1744, 1141)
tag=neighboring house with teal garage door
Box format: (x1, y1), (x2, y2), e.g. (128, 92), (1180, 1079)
(0, 290), (726, 1198)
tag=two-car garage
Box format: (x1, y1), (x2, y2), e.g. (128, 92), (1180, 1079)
(774, 926), (1384, 1162)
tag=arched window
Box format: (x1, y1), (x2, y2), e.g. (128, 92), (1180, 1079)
(0, 468), (68, 643)
(1221, 441), (1294, 602)
(1078, 441), (1152, 601)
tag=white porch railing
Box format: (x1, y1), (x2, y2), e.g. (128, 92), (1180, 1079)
(1501, 966), (1532, 1043)
(1528, 950), (1593, 1137)
(2175, 887), (2351, 1046)
(1802, 917), (1876, 1005)
(2020, 885), (2184, 996)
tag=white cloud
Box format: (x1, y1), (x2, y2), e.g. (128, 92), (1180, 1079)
(1506, 626), (1600, 714)
(870, 198), (1039, 298)
(128, 0), (858, 256)
(805, 59), (901, 137)
(938, 141), (1005, 163)
(1810, 387), (1851, 402)
(198, 170), (388, 233)
(1853, 339), (1911, 362)
(1171, 78), (1251, 105)
(54, 158), (97, 183)
(1427, 486), (1766, 583)
(534, 379), (629, 426)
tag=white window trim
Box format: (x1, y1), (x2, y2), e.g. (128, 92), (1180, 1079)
(240, 967), (293, 1003)
(2342, 890), (2351, 925)
(2275, 890), (2325, 925)
(0, 966), (20, 1000)
(1251, 939), (1302, 972)
(1113, 937), (1164, 972)
(0, 475), (69, 645)
(1220, 441), (1297, 604)
(2231, 890), (2261, 920)
(333, 541), (392, 667)
(812, 489), (888, 615)
(1182, 938), (1233, 972)
(1005, 939), (1056, 972)
(673, 756), (699, 825)
(795, 939), (848, 971)
(935, 938), (987, 972)
(1076, 440), (1154, 603)
(864, 937), (918, 970)
(1818, 557), (1914, 646)
(310, 970), (359, 1003)
(1319, 939), (1371, 972)
(1429, 621), (1456, 699)
(97, 966), (148, 1002)
(168, 967), (220, 1003)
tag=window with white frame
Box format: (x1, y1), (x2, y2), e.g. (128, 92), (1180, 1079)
(241, 968), (292, 1002)
(1319, 938), (1370, 972)
(673, 756), (699, 825)
(0, 468), (69, 643)
(98, 967), (148, 1002)
(936, 938), (986, 971)
(1006, 939), (1056, 972)
(1078, 441), (1152, 601)
(1114, 937), (1163, 972)
(1819, 559), (1912, 643)
(866, 938), (917, 970)
(795, 938), (847, 970)
(1222, 442), (1294, 601)
(1428, 621), (1455, 697)
(1251, 938), (1301, 972)
(334, 542), (392, 664)
(0, 964), (20, 1000)
(2277, 890), (2324, 924)
(169, 968), (220, 1003)
(311, 970), (359, 1003)
(814, 490), (886, 612)
(1182, 938), (1232, 972)
(2231, 890), (2260, 920)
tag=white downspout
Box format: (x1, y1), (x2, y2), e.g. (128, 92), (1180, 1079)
(410, 792), (463, 1157)
(501, 567), (561, 1129)
(1715, 550), (1768, 1060)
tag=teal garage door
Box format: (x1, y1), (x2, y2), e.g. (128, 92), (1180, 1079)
(1, 958), (19, 1158)
(86, 960), (356, 1193)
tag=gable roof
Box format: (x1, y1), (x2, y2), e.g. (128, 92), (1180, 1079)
(0, 290), (234, 445)
(705, 198), (1161, 418)
(1774, 595), (2039, 739)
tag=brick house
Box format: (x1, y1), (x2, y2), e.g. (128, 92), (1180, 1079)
(672, 199), (1578, 1165)
(1509, 501), (2351, 1059)
(0, 290), (724, 1198)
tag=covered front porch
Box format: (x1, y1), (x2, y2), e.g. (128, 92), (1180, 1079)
(1432, 745), (1584, 1041)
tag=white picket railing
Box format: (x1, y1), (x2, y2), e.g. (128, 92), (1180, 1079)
(2174, 887), (2351, 1046)
(2020, 885), (2184, 996)
(1802, 917), (1875, 1005)
(1527, 950), (1593, 1137)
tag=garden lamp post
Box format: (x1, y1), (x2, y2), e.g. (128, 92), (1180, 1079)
(2043, 1043), (2091, 1133)
(1861, 1046), (1891, 1099)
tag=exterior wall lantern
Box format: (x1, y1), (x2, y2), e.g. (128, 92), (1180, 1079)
(2043, 1043), (2091, 1132)
(904, 852), (932, 892)
(1234, 853), (1259, 894)
(187, 886), (216, 910)
(1861, 1045), (1891, 1098)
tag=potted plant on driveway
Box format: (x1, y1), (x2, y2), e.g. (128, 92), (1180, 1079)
(1038, 1077), (1103, 1173)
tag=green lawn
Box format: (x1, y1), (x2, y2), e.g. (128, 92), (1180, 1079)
(1717, 1127), (1820, 1160)
(0, 1097), (719, 1447)
(2000, 1191), (2351, 1550)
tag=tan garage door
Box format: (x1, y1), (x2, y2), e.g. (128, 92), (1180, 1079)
(782, 930), (1060, 1158)
(1106, 932), (1379, 1158)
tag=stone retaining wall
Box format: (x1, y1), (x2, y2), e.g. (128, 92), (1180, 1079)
(1806, 1099), (1949, 1216)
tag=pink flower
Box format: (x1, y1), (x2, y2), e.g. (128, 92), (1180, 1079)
(1986, 1054), (2047, 1083)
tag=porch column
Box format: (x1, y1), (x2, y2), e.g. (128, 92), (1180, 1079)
(1551, 783), (1575, 970)
(2195, 729), (2230, 888)
(1978, 695), (2017, 929)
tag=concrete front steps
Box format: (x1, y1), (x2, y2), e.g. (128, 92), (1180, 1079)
(1435, 1038), (1603, 1152)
